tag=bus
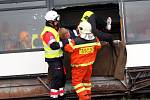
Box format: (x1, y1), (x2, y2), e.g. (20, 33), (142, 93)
(0, 0), (149, 99)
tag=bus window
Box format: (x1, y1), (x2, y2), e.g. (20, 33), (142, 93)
(0, 8), (47, 52)
(124, 1), (150, 43)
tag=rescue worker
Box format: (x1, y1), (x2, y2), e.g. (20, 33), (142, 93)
(80, 11), (113, 43)
(40, 10), (66, 100)
(64, 21), (101, 100)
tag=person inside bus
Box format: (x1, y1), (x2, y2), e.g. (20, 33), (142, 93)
(0, 21), (17, 51)
(19, 31), (31, 49)
(64, 21), (101, 100)
(40, 10), (67, 100)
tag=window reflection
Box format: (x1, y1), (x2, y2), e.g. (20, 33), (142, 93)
(0, 8), (46, 51)
(125, 1), (150, 43)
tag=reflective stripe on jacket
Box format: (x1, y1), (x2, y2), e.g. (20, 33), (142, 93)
(40, 26), (63, 58)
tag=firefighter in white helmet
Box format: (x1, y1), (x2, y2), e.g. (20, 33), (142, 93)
(64, 21), (101, 100)
(40, 10), (67, 100)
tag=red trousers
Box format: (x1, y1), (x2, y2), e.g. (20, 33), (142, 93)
(72, 65), (92, 100)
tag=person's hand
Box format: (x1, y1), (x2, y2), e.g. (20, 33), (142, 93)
(106, 17), (112, 30)
(58, 28), (70, 39)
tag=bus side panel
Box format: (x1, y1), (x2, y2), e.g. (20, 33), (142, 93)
(0, 51), (48, 76)
(126, 43), (150, 67)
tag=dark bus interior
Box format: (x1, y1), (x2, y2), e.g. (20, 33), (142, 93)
(57, 3), (121, 40)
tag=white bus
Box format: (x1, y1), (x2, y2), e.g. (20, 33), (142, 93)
(0, 0), (149, 99)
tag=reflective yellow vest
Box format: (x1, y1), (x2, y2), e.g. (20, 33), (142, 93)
(81, 11), (94, 21)
(40, 26), (63, 58)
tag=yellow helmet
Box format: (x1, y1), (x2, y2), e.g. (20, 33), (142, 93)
(81, 11), (94, 21)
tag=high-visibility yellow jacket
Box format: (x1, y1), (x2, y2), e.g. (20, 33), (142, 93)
(40, 26), (63, 59)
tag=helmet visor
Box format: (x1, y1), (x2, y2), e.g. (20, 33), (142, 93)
(55, 15), (60, 21)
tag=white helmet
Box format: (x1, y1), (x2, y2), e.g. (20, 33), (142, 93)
(78, 21), (92, 34)
(45, 10), (60, 21)
(78, 21), (95, 40)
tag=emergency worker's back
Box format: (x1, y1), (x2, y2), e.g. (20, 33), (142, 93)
(65, 37), (101, 67)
